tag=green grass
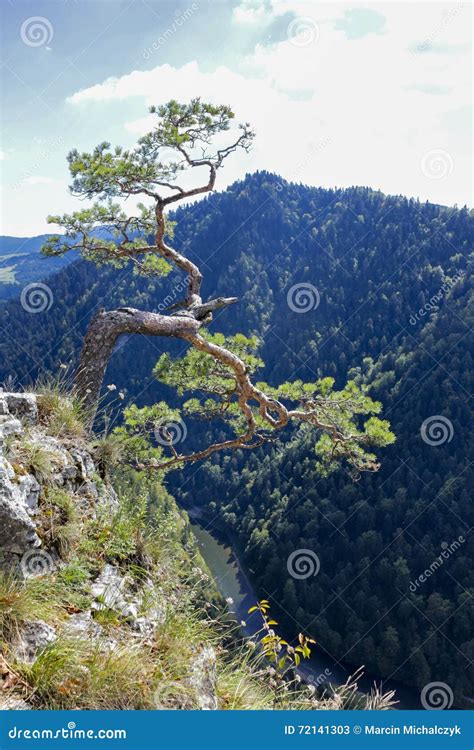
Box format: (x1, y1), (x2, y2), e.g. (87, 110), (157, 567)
(37, 388), (86, 439)
(9, 440), (56, 482)
(22, 636), (168, 709)
(0, 574), (64, 642)
(40, 488), (81, 558)
(1, 428), (396, 711)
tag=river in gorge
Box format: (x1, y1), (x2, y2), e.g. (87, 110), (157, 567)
(189, 516), (422, 710)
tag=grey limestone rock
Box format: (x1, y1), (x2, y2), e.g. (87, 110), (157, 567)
(11, 620), (57, 664)
(189, 645), (218, 710)
(0, 456), (40, 553)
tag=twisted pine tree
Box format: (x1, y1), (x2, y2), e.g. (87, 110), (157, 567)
(43, 99), (394, 477)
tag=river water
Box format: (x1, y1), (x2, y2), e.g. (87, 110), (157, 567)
(190, 517), (422, 710)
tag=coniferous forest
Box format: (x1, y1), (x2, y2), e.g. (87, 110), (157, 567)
(1, 172), (473, 703)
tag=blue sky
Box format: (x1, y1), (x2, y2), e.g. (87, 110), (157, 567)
(1, 0), (472, 235)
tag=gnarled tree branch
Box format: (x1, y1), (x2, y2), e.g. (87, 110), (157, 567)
(43, 99), (393, 476)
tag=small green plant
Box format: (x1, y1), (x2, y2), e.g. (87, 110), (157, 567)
(11, 440), (55, 482)
(41, 488), (80, 558)
(92, 605), (121, 628)
(0, 574), (61, 640)
(78, 489), (149, 567)
(90, 432), (125, 480)
(21, 637), (159, 709)
(247, 600), (316, 706)
(248, 599), (316, 669)
(37, 387), (86, 439)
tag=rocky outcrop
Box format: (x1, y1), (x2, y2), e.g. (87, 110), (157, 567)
(90, 563), (166, 636)
(1, 393), (38, 424)
(0, 391), (220, 713)
(0, 391), (112, 566)
(0, 393), (43, 553)
(11, 621), (57, 664)
(189, 646), (218, 710)
(0, 696), (31, 710)
(0, 453), (41, 553)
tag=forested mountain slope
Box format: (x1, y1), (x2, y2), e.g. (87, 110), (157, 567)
(1, 172), (472, 703)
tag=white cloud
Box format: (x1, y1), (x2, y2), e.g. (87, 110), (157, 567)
(65, 0), (472, 209)
(232, 0), (271, 25)
(2, 3), (471, 237)
(21, 176), (57, 186)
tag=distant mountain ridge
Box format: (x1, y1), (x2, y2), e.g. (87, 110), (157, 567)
(0, 234), (76, 301)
